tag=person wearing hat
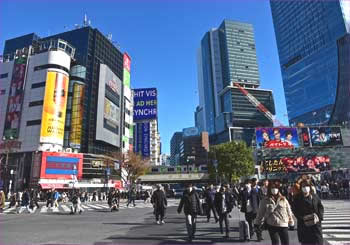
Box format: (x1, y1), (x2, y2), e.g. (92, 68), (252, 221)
(177, 183), (202, 242)
(151, 184), (167, 224)
(0, 190), (5, 213)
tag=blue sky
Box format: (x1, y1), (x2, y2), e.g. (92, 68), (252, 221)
(0, 0), (288, 154)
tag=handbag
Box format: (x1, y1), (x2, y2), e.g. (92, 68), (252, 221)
(303, 213), (319, 226)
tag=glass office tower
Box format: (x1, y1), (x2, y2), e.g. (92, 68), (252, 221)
(270, 0), (350, 126)
(196, 19), (275, 143)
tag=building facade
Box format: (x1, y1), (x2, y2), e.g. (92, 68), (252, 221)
(3, 26), (133, 155)
(270, 0), (350, 126)
(197, 19), (275, 144)
(179, 131), (209, 166)
(170, 132), (183, 165)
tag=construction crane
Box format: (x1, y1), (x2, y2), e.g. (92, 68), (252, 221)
(233, 82), (285, 127)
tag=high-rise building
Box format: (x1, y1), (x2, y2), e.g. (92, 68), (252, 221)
(170, 132), (183, 165)
(270, 0), (350, 126)
(197, 19), (275, 144)
(179, 130), (209, 166)
(3, 26), (133, 155)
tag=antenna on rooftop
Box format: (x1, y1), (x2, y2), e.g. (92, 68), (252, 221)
(84, 14), (88, 26)
(107, 33), (113, 41)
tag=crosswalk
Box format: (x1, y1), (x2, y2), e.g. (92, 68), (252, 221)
(322, 200), (350, 245)
(1, 200), (180, 215)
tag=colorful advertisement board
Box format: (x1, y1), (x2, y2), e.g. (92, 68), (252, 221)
(260, 155), (331, 173)
(133, 88), (157, 121)
(40, 152), (83, 180)
(69, 83), (84, 148)
(256, 127), (299, 148)
(123, 53), (131, 88)
(3, 55), (27, 139)
(309, 127), (343, 147)
(104, 98), (119, 134)
(40, 72), (69, 146)
(135, 122), (150, 157)
(300, 127), (311, 147)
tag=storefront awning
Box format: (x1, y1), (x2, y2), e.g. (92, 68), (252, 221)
(40, 183), (76, 189)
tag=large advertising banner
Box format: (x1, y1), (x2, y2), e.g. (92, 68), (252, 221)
(260, 155), (331, 173)
(135, 122), (150, 157)
(300, 127), (311, 147)
(309, 127), (343, 147)
(40, 152), (83, 180)
(104, 98), (119, 134)
(69, 83), (84, 149)
(40, 72), (69, 145)
(3, 55), (27, 139)
(123, 53), (131, 88)
(133, 88), (157, 121)
(256, 127), (299, 148)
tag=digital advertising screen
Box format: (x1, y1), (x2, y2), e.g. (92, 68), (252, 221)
(3, 55), (27, 139)
(133, 88), (157, 121)
(300, 127), (311, 147)
(40, 152), (83, 180)
(123, 53), (131, 88)
(69, 83), (84, 149)
(256, 127), (299, 149)
(104, 98), (120, 134)
(309, 127), (343, 147)
(135, 122), (150, 157)
(40, 72), (69, 146)
(260, 155), (331, 173)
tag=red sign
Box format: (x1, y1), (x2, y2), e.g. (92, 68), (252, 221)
(123, 53), (131, 72)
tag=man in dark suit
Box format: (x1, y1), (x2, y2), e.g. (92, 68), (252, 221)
(240, 178), (260, 239)
(214, 185), (233, 238)
(151, 184), (167, 224)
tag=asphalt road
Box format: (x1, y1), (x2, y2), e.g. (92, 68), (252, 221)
(1, 199), (349, 245)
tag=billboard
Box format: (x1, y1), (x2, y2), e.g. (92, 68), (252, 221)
(133, 88), (157, 121)
(96, 64), (122, 147)
(3, 55), (27, 139)
(69, 83), (84, 148)
(260, 155), (331, 173)
(135, 122), (150, 157)
(256, 127), (299, 148)
(123, 53), (131, 88)
(300, 127), (311, 147)
(104, 98), (120, 134)
(40, 152), (83, 180)
(309, 127), (343, 147)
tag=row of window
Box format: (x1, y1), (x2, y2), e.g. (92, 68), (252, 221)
(0, 73), (8, 79)
(34, 64), (69, 73)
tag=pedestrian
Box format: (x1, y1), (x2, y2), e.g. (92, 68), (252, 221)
(53, 189), (60, 208)
(292, 178), (324, 245)
(144, 190), (151, 204)
(30, 189), (40, 211)
(127, 187), (136, 207)
(240, 179), (260, 239)
(17, 189), (32, 214)
(46, 189), (53, 208)
(70, 191), (82, 214)
(0, 190), (5, 213)
(151, 184), (167, 224)
(214, 185), (233, 238)
(177, 183), (202, 242)
(204, 184), (219, 223)
(255, 180), (294, 244)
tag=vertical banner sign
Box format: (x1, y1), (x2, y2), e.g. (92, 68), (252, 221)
(3, 55), (28, 139)
(123, 53), (131, 88)
(301, 128), (311, 147)
(69, 83), (84, 148)
(40, 72), (69, 146)
(133, 88), (158, 121)
(142, 122), (150, 157)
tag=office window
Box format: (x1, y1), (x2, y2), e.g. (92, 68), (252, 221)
(0, 73), (8, 79)
(31, 82), (46, 89)
(29, 100), (44, 107)
(26, 120), (41, 126)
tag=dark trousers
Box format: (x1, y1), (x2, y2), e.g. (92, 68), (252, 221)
(127, 198), (135, 206)
(207, 204), (218, 221)
(245, 212), (257, 236)
(155, 208), (165, 221)
(46, 200), (53, 208)
(267, 225), (289, 245)
(219, 212), (230, 235)
(185, 214), (197, 240)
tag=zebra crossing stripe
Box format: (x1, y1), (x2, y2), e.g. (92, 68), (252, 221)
(40, 206), (48, 213)
(61, 205), (71, 212)
(81, 205), (92, 210)
(3, 207), (16, 213)
(322, 221), (350, 224)
(88, 204), (103, 210)
(94, 204), (108, 209)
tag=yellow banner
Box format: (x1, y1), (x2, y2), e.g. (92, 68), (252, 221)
(69, 83), (84, 148)
(40, 72), (69, 145)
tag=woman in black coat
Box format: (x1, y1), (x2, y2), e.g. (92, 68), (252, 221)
(292, 179), (324, 245)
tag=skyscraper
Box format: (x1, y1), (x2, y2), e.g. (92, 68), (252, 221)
(270, 0), (350, 126)
(197, 19), (275, 144)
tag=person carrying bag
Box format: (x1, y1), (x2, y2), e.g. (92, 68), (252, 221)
(255, 180), (294, 245)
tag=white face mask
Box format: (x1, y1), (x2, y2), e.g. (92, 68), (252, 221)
(271, 188), (279, 195)
(188, 187), (193, 192)
(302, 186), (311, 194)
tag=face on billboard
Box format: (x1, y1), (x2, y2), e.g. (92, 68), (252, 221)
(133, 88), (157, 121)
(256, 127), (299, 149)
(310, 127), (343, 147)
(40, 72), (69, 145)
(104, 98), (119, 133)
